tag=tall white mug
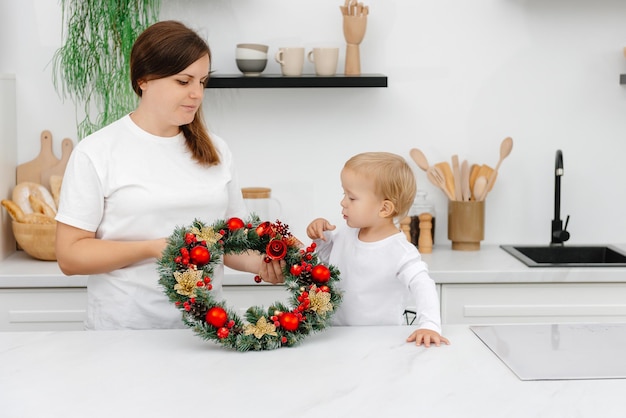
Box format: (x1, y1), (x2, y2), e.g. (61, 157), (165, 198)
(307, 47), (339, 76)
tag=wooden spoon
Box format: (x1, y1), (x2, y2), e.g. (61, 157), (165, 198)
(473, 176), (488, 202)
(409, 148), (430, 172)
(480, 137), (514, 200)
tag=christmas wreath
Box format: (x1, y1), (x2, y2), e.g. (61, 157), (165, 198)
(157, 216), (342, 351)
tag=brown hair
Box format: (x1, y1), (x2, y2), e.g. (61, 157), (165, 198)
(130, 20), (219, 165)
(344, 152), (416, 219)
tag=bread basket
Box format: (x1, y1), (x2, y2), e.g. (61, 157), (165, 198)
(12, 221), (56, 261)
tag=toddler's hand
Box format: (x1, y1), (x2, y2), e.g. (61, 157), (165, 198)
(306, 218), (336, 241)
(406, 329), (450, 348)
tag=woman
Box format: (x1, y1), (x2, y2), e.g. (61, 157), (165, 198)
(55, 20), (284, 330)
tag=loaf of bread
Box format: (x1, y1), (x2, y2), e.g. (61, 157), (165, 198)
(49, 175), (63, 209)
(1, 199), (26, 222)
(12, 182), (57, 214)
(29, 194), (56, 218)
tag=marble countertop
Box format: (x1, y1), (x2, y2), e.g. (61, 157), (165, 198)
(3, 244), (626, 288)
(1, 324), (624, 418)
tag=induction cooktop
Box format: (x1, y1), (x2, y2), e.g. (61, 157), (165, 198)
(470, 323), (626, 380)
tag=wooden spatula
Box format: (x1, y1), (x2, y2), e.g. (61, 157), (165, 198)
(435, 161), (455, 201)
(451, 155), (462, 201)
(461, 159), (471, 201)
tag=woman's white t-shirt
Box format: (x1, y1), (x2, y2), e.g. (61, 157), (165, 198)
(56, 115), (246, 330)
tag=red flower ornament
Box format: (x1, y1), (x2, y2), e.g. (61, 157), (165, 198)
(266, 239), (288, 260)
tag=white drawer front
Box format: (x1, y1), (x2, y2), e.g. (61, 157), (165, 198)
(0, 288), (87, 331)
(441, 283), (626, 324)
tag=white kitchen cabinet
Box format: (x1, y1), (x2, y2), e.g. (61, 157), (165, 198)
(222, 285), (290, 316)
(6, 247), (626, 331)
(0, 285), (289, 332)
(0, 288), (87, 331)
(441, 283), (626, 324)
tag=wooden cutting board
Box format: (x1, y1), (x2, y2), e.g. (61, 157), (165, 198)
(16, 130), (59, 185)
(40, 138), (74, 190)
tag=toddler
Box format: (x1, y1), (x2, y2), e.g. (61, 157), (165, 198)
(307, 152), (449, 347)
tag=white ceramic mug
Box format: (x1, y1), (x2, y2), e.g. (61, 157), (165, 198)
(275, 47), (305, 77)
(307, 47), (339, 76)
(241, 187), (282, 222)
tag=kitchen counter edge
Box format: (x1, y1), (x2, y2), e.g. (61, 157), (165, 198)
(2, 244), (626, 288)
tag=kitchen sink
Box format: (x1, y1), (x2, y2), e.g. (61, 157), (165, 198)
(500, 245), (626, 267)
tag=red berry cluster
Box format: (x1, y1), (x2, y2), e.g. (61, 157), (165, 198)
(289, 242), (317, 276)
(174, 233), (211, 268)
(288, 243), (331, 284)
(176, 297), (197, 311)
(196, 275), (213, 291)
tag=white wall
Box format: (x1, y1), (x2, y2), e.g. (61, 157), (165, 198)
(2, 0), (626, 246)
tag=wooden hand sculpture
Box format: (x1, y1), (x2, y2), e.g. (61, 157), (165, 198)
(340, 0), (369, 75)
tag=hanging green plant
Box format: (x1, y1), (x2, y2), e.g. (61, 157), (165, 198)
(53, 0), (161, 140)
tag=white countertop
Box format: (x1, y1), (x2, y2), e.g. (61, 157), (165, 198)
(1, 324), (624, 418)
(3, 244), (626, 288)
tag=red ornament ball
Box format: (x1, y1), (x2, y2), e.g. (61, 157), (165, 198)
(226, 217), (245, 231)
(290, 264), (303, 276)
(311, 265), (331, 283)
(205, 307), (228, 328)
(255, 221), (274, 237)
(279, 312), (300, 332)
(189, 245), (210, 266)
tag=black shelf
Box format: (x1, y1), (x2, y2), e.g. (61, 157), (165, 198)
(205, 73), (387, 89)
(620, 74), (626, 85)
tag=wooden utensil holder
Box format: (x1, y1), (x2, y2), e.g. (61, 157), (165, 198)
(448, 200), (485, 251)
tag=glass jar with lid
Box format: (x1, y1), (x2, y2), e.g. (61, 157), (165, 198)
(408, 191), (436, 247)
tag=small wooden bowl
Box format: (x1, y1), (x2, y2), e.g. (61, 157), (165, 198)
(12, 221), (56, 261)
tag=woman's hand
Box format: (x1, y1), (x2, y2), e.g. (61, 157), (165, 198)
(258, 256), (285, 284)
(224, 252), (285, 284)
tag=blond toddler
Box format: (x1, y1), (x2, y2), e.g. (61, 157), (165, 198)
(307, 152), (449, 347)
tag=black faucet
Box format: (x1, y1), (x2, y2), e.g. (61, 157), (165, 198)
(551, 149), (570, 246)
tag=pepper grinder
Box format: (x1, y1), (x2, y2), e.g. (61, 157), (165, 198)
(418, 213), (433, 254)
(408, 191), (436, 247)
